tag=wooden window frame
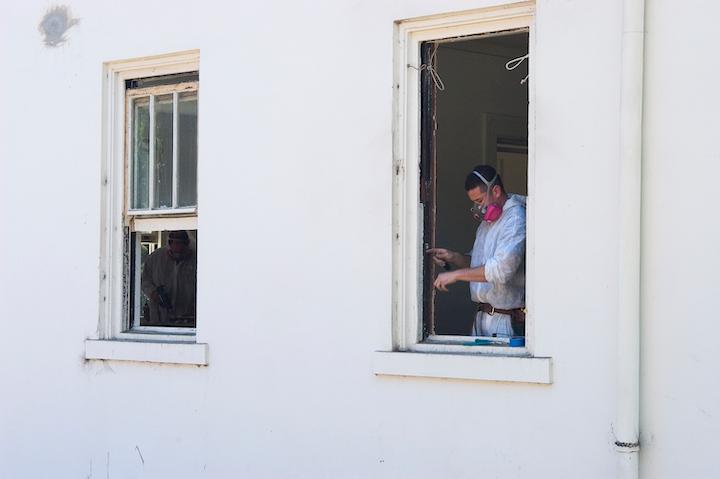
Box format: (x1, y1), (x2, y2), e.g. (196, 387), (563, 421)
(97, 50), (201, 344)
(390, 3), (537, 356)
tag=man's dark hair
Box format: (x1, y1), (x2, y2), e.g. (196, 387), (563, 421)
(464, 165), (505, 192)
(168, 230), (190, 244)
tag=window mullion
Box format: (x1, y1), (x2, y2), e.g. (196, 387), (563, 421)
(172, 91), (179, 209)
(149, 94), (155, 209)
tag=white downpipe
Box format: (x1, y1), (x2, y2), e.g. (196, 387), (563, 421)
(616, 0), (644, 478)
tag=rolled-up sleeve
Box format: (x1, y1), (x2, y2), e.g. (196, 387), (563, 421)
(483, 210), (526, 284)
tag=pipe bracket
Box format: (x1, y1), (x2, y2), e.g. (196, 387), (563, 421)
(615, 440), (640, 453)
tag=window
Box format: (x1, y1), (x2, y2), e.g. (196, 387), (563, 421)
(125, 74), (198, 333)
(90, 51), (207, 364)
(390, 4), (537, 357)
(377, 4), (550, 384)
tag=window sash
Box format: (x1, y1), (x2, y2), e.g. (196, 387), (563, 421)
(128, 215), (198, 233)
(125, 81), (198, 216)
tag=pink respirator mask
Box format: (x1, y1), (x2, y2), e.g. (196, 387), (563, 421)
(469, 171), (503, 223)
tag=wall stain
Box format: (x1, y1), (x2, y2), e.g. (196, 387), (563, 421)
(38, 6), (79, 47)
(135, 445), (145, 466)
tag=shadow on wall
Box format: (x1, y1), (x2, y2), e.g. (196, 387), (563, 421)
(38, 5), (79, 47)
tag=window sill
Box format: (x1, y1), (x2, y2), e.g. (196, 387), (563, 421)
(84, 339), (208, 365)
(373, 351), (552, 384)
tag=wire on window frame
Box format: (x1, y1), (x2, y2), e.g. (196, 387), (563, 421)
(408, 43), (446, 91)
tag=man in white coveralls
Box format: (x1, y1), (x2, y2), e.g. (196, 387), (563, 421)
(141, 230), (197, 326)
(427, 165), (526, 337)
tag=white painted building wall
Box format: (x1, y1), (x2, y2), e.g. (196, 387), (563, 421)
(641, 1), (720, 477)
(0, 1), (717, 478)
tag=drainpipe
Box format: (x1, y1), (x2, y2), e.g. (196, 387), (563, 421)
(616, 0), (644, 478)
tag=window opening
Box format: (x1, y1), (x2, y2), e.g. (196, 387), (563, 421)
(421, 29), (529, 339)
(126, 71), (199, 90)
(129, 230), (197, 328)
(123, 73), (199, 333)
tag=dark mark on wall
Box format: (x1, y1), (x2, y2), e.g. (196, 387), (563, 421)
(135, 445), (145, 465)
(38, 6), (79, 47)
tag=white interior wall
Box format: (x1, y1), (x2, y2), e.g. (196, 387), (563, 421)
(2, 0), (706, 478)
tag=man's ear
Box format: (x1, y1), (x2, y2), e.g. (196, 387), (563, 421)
(491, 184), (501, 199)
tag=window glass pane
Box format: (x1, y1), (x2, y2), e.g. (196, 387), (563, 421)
(131, 98), (150, 209)
(153, 94), (174, 208)
(177, 91), (198, 207)
(132, 229), (197, 328)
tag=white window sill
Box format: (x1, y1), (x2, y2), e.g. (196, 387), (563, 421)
(85, 339), (208, 365)
(373, 351), (552, 384)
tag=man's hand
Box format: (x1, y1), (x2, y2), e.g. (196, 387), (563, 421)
(434, 271), (459, 292)
(149, 290), (160, 303)
(426, 248), (456, 268)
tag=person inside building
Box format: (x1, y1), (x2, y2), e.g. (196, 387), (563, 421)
(427, 165), (526, 337)
(141, 230), (197, 327)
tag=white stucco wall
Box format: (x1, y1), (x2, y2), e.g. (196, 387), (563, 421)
(2, 1), (716, 478)
(641, 1), (720, 478)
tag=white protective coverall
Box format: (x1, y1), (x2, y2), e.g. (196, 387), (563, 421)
(469, 194), (526, 336)
(141, 246), (197, 326)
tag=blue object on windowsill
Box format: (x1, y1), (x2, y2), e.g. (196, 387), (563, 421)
(465, 336), (525, 347)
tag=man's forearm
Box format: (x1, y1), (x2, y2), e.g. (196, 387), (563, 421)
(433, 264), (486, 291)
(452, 265), (487, 283)
(140, 273), (157, 299)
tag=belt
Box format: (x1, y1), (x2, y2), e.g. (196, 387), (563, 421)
(476, 302), (525, 317)
(477, 302), (526, 336)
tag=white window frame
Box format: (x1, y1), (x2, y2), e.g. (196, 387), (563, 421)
(375, 3), (551, 383)
(87, 50), (207, 365)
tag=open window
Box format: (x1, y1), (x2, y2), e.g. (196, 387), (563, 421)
(124, 73), (199, 334)
(390, 5), (535, 355)
(90, 51), (206, 364)
(381, 5), (550, 381)
(421, 31), (529, 343)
